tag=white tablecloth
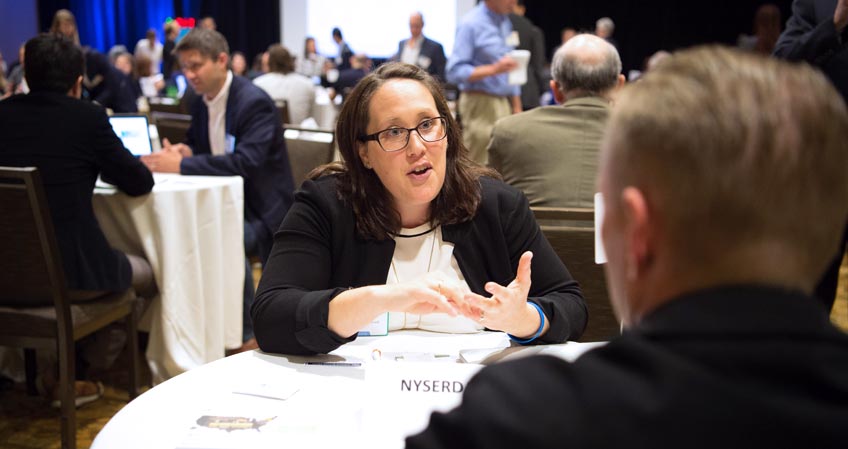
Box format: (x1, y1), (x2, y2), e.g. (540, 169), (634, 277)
(311, 86), (340, 130)
(93, 173), (245, 382)
(91, 330), (604, 449)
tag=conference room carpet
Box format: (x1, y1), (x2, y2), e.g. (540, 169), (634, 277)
(1, 260), (847, 449)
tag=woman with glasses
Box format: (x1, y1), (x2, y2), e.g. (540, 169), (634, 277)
(252, 62), (586, 355)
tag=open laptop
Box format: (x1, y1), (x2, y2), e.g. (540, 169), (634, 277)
(109, 115), (154, 157)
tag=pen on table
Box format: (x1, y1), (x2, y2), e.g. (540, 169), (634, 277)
(304, 361), (362, 367)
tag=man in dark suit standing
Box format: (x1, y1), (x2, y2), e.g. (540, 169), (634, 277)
(409, 47), (848, 449)
(141, 28), (294, 350)
(332, 27), (354, 71)
(774, 0), (848, 312)
(392, 12), (447, 81)
(509, 0), (547, 109)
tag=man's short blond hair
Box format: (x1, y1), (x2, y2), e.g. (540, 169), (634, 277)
(602, 46), (848, 282)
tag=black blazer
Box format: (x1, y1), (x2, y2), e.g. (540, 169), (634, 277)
(252, 175), (587, 355)
(393, 37), (448, 81)
(774, 0), (848, 99)
(335, 42), (354, 71)
(181, 74), (295, 262)
(408, 286), (848, 449)
(0, 92), (154, 295)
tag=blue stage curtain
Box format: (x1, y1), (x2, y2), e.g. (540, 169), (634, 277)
(176, 0), (202, 17)
(62, 0), (176, 53)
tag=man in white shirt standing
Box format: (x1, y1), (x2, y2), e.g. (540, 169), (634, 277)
(134, 29), (163, 74)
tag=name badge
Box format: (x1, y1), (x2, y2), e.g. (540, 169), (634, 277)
(225, 133), (236, 154)
(417, 55), (432, 69)
(506, 30), (520, 47)
(358, 312), (388, 336)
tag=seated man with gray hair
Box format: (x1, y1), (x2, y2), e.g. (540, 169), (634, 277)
(409, 46), (848, 448)
(487, 33), (624, 208)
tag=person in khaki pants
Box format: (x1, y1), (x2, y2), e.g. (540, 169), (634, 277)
(446, 0), (522, 164)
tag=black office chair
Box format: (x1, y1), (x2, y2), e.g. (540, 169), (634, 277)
(0, 166), (143, 449)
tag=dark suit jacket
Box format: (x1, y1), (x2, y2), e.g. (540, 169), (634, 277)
(509, 14), (547, 109)
(774, 0), (848, 99)
(333, 68), (367, 99)
(181, 75), (294, 262)
(85, 50), (138, 113)
(408, 285), (848, 449)
(252, 175), (587, 355)
(393, 36), (448, 81)
(0, 92), (154, 295)
(162, 38), (177, 80)
(335, 41), (354, 71)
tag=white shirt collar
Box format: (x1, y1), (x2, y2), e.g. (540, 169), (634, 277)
(203, 70), (233, 107)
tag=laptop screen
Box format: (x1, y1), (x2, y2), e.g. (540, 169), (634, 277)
(109, 115), (154, 156)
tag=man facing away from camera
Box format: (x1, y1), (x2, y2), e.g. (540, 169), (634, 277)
(407, 46), (848, 449)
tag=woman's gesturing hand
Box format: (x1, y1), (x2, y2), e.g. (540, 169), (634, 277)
(462, 252), (546, 338)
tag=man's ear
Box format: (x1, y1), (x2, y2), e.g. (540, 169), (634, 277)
(550, 80), (565, 104)
(217, 52), (229, 67)
(621, 186), (652, 281)
(68, 75), (83, 99)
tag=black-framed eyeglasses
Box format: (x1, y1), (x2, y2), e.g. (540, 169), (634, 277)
(358, 117), (448, 152)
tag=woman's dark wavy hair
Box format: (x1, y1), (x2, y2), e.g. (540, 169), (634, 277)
(310, 62), (498, 241)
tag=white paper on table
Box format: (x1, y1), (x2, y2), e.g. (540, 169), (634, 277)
(594, 192), (607, 264)
(364, 362), (484, 448)
(358, 312), (389, 336)
(230, 360), (300, 401)
(232, 382), (299, 401)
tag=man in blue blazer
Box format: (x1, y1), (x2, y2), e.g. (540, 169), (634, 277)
(392, 12), (447, 81)
(142, 28), (295, 348)
(774, 0), (848, 312)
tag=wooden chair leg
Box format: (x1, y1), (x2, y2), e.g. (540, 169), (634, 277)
(57, 338), (76, 449)
(126, 307), (140, 399)
(24, 348), (37, 396)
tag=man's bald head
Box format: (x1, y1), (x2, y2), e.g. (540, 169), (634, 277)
(551, 33), (622, 101)
(409, 12), (424, 39)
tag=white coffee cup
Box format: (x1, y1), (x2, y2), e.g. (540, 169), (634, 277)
(507, 49), (531, 86)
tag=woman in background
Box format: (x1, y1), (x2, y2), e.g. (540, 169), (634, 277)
(296, 36), (326, 78)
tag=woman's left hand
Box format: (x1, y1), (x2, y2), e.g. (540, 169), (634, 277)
(463, 251), (546, 338)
